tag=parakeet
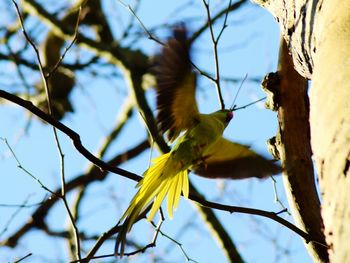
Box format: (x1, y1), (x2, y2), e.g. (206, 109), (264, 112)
(115, 26), (281, 257)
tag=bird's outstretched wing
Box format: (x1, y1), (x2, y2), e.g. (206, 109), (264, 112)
(194, 138), (282, 179)
(155, 27), (199, 142)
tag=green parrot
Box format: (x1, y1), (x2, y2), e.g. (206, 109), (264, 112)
(115, 27), (281, 256)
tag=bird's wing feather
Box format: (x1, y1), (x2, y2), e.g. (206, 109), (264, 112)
(115, 153), (189, 257)
(156, 27), (199, 141)
(194, 138), (282, 179)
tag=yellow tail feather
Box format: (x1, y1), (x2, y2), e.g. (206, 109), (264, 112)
(115, 152), (189, 257)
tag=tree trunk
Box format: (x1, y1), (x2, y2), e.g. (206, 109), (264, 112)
(253, 0), (350, 262)
(310, 1), (350, 262)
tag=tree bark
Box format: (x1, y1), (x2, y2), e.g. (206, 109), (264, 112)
(310, 1), (350, 262)
(253, 0), (350, 262)
(263, 38), (329, 262)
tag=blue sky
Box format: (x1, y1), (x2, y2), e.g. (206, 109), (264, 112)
(0, 0), (312, 262)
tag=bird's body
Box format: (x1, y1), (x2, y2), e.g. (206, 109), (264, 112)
(173, 111), (232, 164)
(115, 26), (281, 257)
(115, 110), (233, 256)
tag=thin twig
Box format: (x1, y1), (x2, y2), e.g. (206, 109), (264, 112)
(189, 0), (247, 45)
(216, 0), (232, 43)
(151, 220), (198, 263)
(230, 73), (247, 110)
(12, 1), (82, 259)
(73, 209), (198, 263)
(0, 195), (32, 238)
(0, 202), (43, 208)
(150, 211), (164, 247)
(202, 0), (232, 109)
(233, 96), (266, 111)
(120, 0), (142, 40)
(117, 0), (163, 45)
(11, 0), (53, 113)
(46, 6), (82, 78)
(270, 176), (291, 215)
(0, 137), (56, 195)
(192, 62), (217, 83)
(13, 253), (33, 263)
(4, 43), (32, 95)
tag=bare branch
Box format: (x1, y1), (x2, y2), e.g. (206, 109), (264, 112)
(12, 0), (53, 113)
(0, 89), (141, 181)
(12, 2), (84, 259)
(233, 97), (266, 111)
(188, 193), (319, 244)
(117, 0), (163, 45)
(189, 0), (247, 44)
(270, 176), (290, 215)
(0, 139), (149, 248)
(46, 6), (82, 78)
(0, 137), (56, 195)
(13, 253), (32, 263)
(202, 0), (232, 109)
(0, 195), (32, 239)
(151, 218), (199, 263)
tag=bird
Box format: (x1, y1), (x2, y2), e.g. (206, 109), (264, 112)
(115, 26), (281, 257)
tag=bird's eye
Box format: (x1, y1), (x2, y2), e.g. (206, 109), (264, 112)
(226, 111), (233, 122)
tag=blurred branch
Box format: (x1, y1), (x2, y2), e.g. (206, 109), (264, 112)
(3, 44), (32, 94)
(0, 201), (43, 208)
(21, 0), (145, 69)
(0, 52), (100, 72)
(98, 98), (134, 158)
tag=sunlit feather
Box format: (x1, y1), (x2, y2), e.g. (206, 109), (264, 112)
(115, 153), (190, 257)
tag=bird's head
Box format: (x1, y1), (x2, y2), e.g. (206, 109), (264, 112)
(212, 109), (234, 127)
